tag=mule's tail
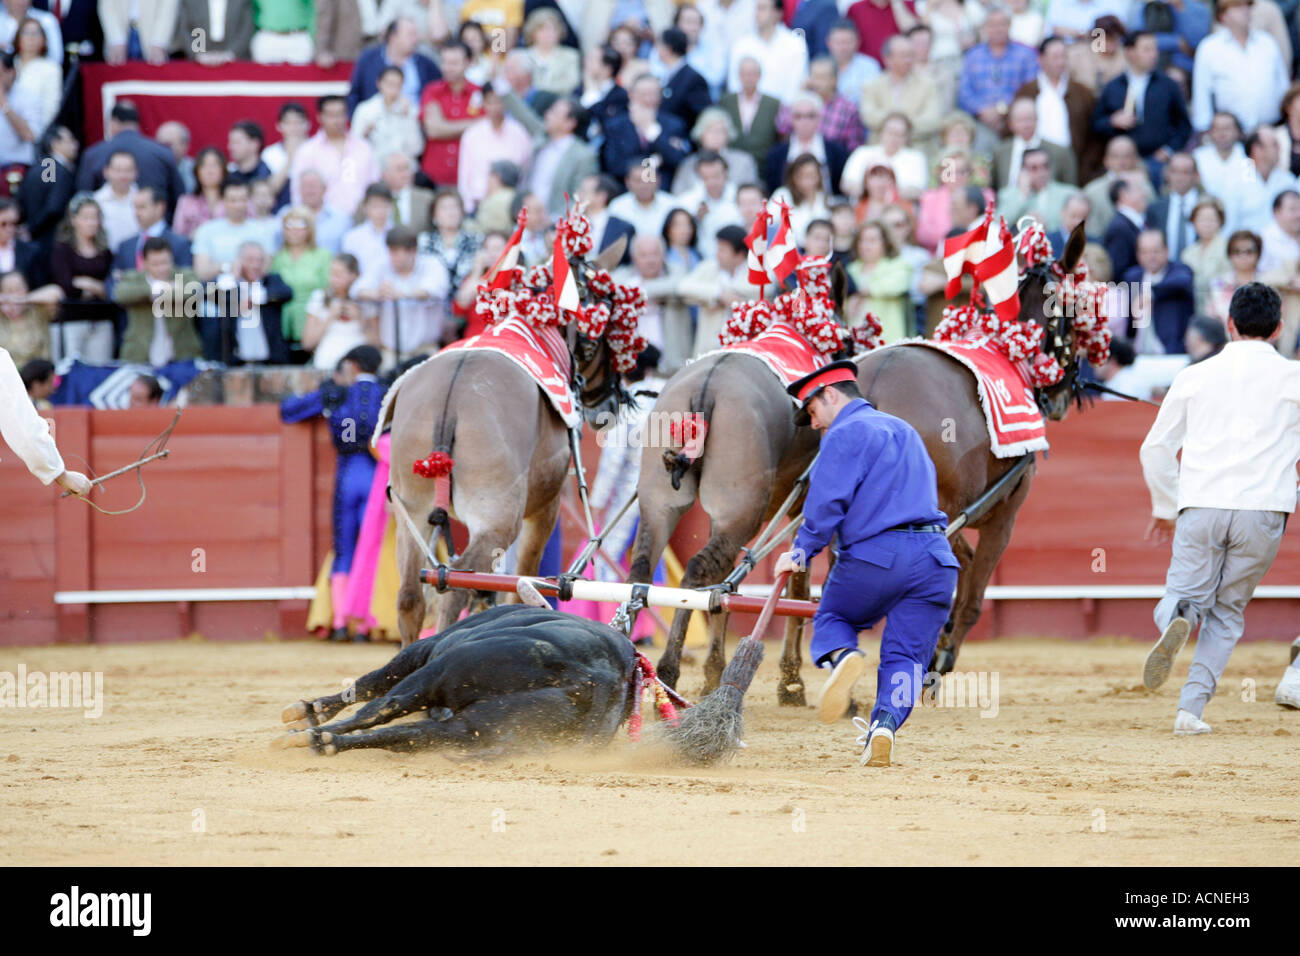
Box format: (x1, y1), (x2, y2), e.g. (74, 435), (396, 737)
(412, 423), (455, 558)
(662, 395), (714, 491)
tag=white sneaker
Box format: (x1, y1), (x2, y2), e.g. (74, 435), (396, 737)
(817, 649), (867, 724)
(1174, 709), (1212, 735)
(853, 715), (895, 767)
(1275, 665), (1300, 709)
(1144, 616), (1191, 690)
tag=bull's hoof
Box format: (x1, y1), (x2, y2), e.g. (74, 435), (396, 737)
(777, 682), (806, 707)
(931, 648), (955, 675)
(271, 730), (311, 750)
(281, 700), (310, 724)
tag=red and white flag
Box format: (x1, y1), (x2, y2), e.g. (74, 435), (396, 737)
(744, 207), (771, 286)
(553, 228), (580, 315)
(486, 207), (527, 291)
(764, 201), (800, 283)
(941, 203), (1021, 322)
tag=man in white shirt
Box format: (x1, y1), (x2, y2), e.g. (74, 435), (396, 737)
(608, 165), (678, 239)
(1191, 0), (1288, 133)
(93, 150), (140, 251)
(1224, 125), (1296, 234)
(726, 0), (808, 104)
(678, 149), (742, 258)
(696, 0), (758, 92)
(1257, 189), (1300, 275)
(1044, 0), (1129, 42)
(826, 19), (881, 108)
(1139, 282), (1300, 727)
(342, 183), (395, 278)
(0, 345), (90, 495)
(1192, 112), (1249, 201)
(354, 225), (450, 361)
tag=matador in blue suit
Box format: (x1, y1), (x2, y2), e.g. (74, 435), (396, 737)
(775, 360), (959, 768)
(281, 345), (387, 642)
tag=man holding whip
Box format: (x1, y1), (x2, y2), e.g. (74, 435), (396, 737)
(1140, 282), (1300, 730)
(774, 360), (960, 767)
(0, 346), (92, 497)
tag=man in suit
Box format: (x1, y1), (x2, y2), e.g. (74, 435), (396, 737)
(655, 27), (711, 132)
(520, 96), (598, 220)
(111, 185), (193, 277)
(1014, 36), (1099, 185)
(1104, 177), (1148, 282)
(368, 152), (434, 230)
(1046, 192), (1096, 256)
(580, 45), (628, 141)
(77, 104), (185, 214)
(719, 55), (781, 171)
(201, 240), (292, 365)
(764, 92), (849, 196)
(577, 173), (635, 266)
(1144, 152), (1199, 265)
(346, 17), (441, 115)
(48, 0), (107, 61)
(1083, 135), (1156, 235)
(1092, 31), (1192, 187)
(173, 0), (254, 63)
(17, 123), (76, 261)
(112, 237), (203, 365)
(997, 147), (1077, 232)
(992, 98), (1077, 191)
(601, 73), (692, 182)
(1123, 229), (1195, 354)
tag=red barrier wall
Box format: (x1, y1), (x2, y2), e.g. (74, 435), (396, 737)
(2, 402), (1296, 645)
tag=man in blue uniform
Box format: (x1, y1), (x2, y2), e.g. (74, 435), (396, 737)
(282, 345), (387, 642)
(774, 360), (960, 767)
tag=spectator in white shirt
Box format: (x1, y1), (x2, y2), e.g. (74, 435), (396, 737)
(696, 0), (758, 93)
(1224, 125), (1296, 234)
(92, 150), (141, 251)
(1191, 0), (1288, 134)
(677, 149), (742, 259)
(0, 50), (40, 166)
(1257, 188), (1300, 274)
(842, 112), (928, 201)
(342, 183), (396, 278)
(0, 0), (61, 64)
(351, 64), (425, 164)
(1193, 111), (1249, 201)
(726, 0), (809, 104)
(354, 225), (450, 361)
(608, 165), (679, 239)
(1139, 282), (1300, 728)
(1043, 0), (1129, 43)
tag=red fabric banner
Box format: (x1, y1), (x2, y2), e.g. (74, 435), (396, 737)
(718, 319), (828, 391)
(80, 61), (354, 153)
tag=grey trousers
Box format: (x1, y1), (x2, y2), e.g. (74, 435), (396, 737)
(1154, 508), (1287, 717)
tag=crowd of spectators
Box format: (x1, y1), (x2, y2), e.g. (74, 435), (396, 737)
(4, 0), (1300, 384)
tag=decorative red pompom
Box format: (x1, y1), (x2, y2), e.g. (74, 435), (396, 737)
(413, 451), (454, 478)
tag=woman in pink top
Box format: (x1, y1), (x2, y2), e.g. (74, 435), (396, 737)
(916, 147), (993, 252)
(171, 147), (226, 237)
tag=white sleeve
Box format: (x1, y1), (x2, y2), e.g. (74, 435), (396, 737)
(1138, 374), (1189, 521)
(0, 348), (65, 485)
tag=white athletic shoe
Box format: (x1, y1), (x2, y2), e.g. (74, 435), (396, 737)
(1275, 665), (1300, 710)
(853, 715), (895, 767)
(818, 649), (867, 724)
(1173, 709), (1212, 735)
(1144, 615), (1191, 690)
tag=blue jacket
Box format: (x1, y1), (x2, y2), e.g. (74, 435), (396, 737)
(1092, 71), (1191, 158)
(280, 376), (387, 454)
(601, 110), (692, 180)
(346, 47), (441, 114)
(112, 228), (193, 274)
(1122, 261), (1195, 353)
(793, 398), (947, 564)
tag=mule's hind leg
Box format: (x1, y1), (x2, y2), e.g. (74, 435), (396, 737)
(393, 486), (437, 648)
(931, 533), (975, 674)
(659, 528), (746, 692)
(281, 640), (439, 729)
(777, 569), (810, 706)
(309, 688), (582, 756)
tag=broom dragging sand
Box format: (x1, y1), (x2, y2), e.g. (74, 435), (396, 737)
(658, 571), (792, 765)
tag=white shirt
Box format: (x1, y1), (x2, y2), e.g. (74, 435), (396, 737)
(726, 26), (809, 104)
(93, 183), (140, 251)
(209, 0), (228, 44)
(679, 183), (742, 258)
(1192, 29), (1288, 132)
(1035, 73), (1071, 148)
(1193, 142), (1250, 202)
(1258, 219), (1300, 275)
(608, 191), (677, 239)
(1224, 164), (1297, 235)
(342, 221), (392, 278)
(353, 256), (451, 352)
(1044, 0), (1132, 40)
(697, 0), (758, 88)
(840, 144), (927, 199)
(1140, 340), (1300, 519)
(0, 345), (64, 484)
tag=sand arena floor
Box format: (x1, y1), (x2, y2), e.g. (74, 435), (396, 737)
(1, 635), (1297, 866)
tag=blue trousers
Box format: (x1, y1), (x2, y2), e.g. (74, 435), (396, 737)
(810, 531), (959, 730)
(332, 452), (376, 574)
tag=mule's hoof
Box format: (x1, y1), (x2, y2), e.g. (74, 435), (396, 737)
(777, 682), (806, 707)
(931, 648), (955, 675)
(281, 700), (309, 724)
